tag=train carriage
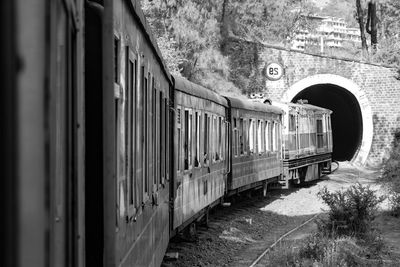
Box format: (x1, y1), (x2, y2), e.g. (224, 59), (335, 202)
(274, 100), (333, 187)
(3, 0), (87, 266)
(112, 1), (172, 266)
(224, 97), (284, 195)
(85, 0), (172, 266)
(172, 77), (229, 233)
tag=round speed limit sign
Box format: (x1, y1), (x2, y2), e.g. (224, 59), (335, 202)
(266, 62), (284, 81)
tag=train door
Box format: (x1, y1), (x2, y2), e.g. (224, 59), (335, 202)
(48, 0), (83, 266)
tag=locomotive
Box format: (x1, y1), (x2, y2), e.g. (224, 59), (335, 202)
(2, 0), (332, 266)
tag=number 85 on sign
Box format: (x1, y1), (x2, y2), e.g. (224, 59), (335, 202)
(266, 62), (284, 81)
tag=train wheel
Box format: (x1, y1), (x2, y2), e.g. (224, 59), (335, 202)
(184, 222), (197, 241)
(263, 182), (268, 197)
(202, 209), (209, 229)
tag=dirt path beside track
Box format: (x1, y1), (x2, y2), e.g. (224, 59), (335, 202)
(162, 162), (393, 267)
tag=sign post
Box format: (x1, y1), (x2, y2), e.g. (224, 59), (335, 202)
(265, 62), (284, 81)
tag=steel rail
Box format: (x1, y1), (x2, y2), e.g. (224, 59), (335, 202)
(249, 213), (320, 267)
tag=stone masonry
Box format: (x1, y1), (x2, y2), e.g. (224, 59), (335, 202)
(259, 44), (400, 167)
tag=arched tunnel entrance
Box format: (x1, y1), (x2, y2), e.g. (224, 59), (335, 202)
(292, 84), (363, 161)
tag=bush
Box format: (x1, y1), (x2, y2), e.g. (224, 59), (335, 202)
(298, 233), (330, 261)
(265, 234), (384, 267)
(317, 184), (384, 237)
(388, 193), (400, 216)
(381, 131), (400, 216)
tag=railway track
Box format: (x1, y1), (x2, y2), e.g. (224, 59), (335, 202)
(163, 188), (317, 267)
(248, 213), (320, 267)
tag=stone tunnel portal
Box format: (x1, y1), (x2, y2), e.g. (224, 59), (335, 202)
(292, 84), (363, 161)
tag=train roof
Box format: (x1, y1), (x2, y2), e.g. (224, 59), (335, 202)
(173, 77), (229, 107)
(224, 96), (283, 114)
(273, 100), (332, 114)
(130, 0), (172, 83)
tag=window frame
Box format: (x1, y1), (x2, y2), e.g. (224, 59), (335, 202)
(126, 47), (138, 216)
(183, 108), (192, 170)
(176, 106), (182, 172)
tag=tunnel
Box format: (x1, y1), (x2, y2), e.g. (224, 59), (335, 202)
(291, 84), (363, 161)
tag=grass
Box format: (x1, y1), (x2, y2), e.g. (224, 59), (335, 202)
(264, 230), (395, 267)
(263, 184), (397, 266)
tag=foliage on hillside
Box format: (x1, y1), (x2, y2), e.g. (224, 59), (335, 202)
(141, 0), (400, 92)
(141, 0), (317, 95)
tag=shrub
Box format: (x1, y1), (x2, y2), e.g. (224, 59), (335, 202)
(388, 193), (400, 217)
(317, 184), (384, 237)
(298, 233), (330, 261)
(265, 234), (383, 267)
(381, 131), (400, 216)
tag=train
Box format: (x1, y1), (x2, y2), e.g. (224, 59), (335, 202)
(2, 0), (332, 266)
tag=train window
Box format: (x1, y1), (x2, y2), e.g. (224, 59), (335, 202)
(218, 117), (222, 160)
(289, 114), (296, 132)
(143, 74), (149, 197)
(154, 88), (159, 188)
(216, 116), (219, 161)
(239, 118), (244, 155)
(327, 115), (332, 148)
(152, 79), (157, 189)
(249, 119), (254, 154)
(221, 117), (225, 160)
(257, 120), (263, 154)
(210, 115), (217, 162)
(276, 122), (280, 151)
(278, 123), (282, 152)
(147, 74), (153, 193)
(159, 91), (164, 186)
(194, 112), (201, 167)
(233, 118), (238, 156)
(269, 121), (273, 151)
(204, 113), (209, 164)
(244, 119), (248, 153)
(184, 109), (192, 170)
(114, 37), (120, 84)
(211, 116), (214, 162)
(164, 97), (169, 183)
(139, 65), (147, 202)
(126, 49), (137, 211)
(177, 107), (181, 171)
(189, 112), (193, 167)
(317, 119), (323, 148)
(136, 64), (143, 206)
(263, 121), (266, 153)
(208, 115), (212, 162)
(272, 122), (277, 151)
(193, 112), (198, 167)
(264, 121), (270, 151)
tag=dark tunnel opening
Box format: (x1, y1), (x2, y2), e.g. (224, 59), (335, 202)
(292, 84), (363, 161)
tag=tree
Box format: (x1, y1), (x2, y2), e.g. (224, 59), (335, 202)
(366, 1), (378, 50)
(371, 0), (400, 76)
(142, 0), (228, 79)
(355, 0), (369, 53)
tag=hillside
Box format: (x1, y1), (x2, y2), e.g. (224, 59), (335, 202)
(141, 0), (400, 95)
